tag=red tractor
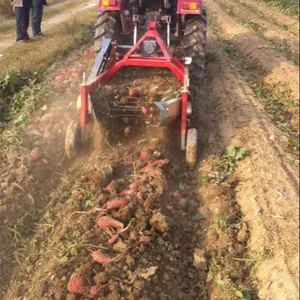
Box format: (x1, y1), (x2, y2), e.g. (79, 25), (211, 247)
(65, 0), (207, 167)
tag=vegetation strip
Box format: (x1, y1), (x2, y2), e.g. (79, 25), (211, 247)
(0, 9), (96, 147)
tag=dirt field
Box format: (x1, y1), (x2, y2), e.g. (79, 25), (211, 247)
(0, 0), (299, 299)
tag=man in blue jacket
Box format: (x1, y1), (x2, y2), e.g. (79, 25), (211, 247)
(31, 0), (48, 37)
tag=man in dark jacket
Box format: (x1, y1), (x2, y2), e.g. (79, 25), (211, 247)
(12, 0), (30, 42)
(31, 0), (48, 37)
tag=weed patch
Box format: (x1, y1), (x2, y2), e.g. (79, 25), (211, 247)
(260, 0), (299, 16)
(200, 145), (248, 183)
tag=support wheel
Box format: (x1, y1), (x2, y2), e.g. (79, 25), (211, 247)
(94, 11), (119, 53)
(65, 121), (81, 159)
(184, 10), (207, 80)
(186, 128), (198, 168)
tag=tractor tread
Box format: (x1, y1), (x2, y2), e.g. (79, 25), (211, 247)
(94, 11), (119, 52)
(184, 12), (207, 80)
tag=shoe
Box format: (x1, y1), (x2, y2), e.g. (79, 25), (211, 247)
(34, 32), (45, 38)
(24, 34), (30, 41)
(16, 39), (25, 43)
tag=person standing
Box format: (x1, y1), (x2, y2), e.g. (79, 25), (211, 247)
(31, 0), (48, 37)
(12, 0), (30, 42)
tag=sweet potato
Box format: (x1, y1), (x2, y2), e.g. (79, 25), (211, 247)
(107, 198), (129, 210)
(129, 231), (137, 241)
(92, 250), (112, 264)
(97, 216), (124, 229)
(90, 286), (98, 297)
(108, 234), (119, 245)
(144, 162), (155, 169)
(29, 147), (41, 162)
(140, 150), (149, 161)
(139, 236), (151, 245)
(173, 191), (182, 202)
(105, 184), (113, 194)
(173, 191), (186, 207)
(129, 182), (138, 193)
(105, 180), (117, 194)
(141, 107), (148, 115)
(129, 88), (138, 97)
(67, 273), (85, 294)
(137, 192), (143, 201)
(154, 159), (169, 167)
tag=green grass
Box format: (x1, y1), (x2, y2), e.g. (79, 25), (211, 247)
(259, 0), (299, 17)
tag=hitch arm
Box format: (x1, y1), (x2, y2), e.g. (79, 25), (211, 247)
(87, 38), (113, 83)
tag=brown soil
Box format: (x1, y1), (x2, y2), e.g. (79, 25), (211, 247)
(0, 2), (299, 299)
(0, 50), (256, 299)
(205, 32), (299, 299)
(237, 0), (299, 34)
(217, 0), (299, 62)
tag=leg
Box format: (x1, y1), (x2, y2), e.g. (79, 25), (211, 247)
(31, 0), (44, 36)
(15, 7), (25, 41)
(23, 0), (30, 39)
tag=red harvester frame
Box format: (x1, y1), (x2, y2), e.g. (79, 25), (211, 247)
(80, 22), (190, 150)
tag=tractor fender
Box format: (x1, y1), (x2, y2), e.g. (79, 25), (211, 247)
(97, 0), (122, 11)
(177, 0), (202, 15)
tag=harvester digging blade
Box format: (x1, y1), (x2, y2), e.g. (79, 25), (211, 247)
(88, 38), (113, 83)
(154, 98), (181, 126)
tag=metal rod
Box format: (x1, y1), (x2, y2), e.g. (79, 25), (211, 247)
(109, 115), (146, 118)
(134, 23), (138, 45)
(167, 16), (171, 47)
(117, 45), (134, 50)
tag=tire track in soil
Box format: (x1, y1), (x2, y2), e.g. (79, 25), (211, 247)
(216, 0), (299, 62)
(205, 0), (299, 105)
(203, 31), (299, 299)
(237, 0), (299, 34)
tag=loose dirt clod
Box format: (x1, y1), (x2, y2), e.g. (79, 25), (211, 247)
(149, 211), (170, 234)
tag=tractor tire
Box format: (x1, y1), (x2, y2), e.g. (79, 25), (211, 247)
(184, 10), (207, 80)
(94, 11), (119, 53)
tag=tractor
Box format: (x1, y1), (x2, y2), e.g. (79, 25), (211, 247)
(65, 0), (207, 168)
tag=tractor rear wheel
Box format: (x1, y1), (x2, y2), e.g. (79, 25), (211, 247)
(184, 10), (207, 80)
(94, 11), (119, 53)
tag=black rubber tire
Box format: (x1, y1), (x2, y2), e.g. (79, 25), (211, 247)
(94, 11), (119, 53)
(184, 10), (207, 80)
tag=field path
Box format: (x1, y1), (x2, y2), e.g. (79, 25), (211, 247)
(0, 0), (96, 53)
